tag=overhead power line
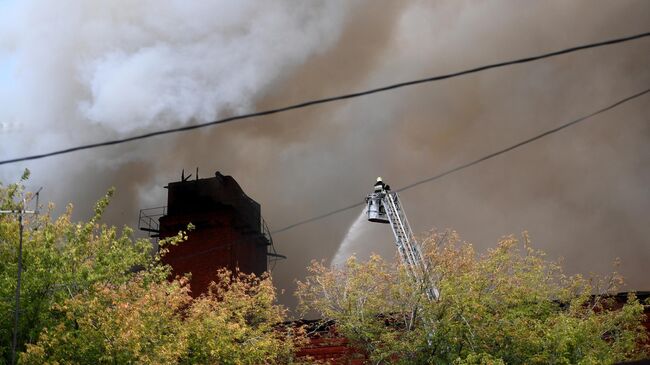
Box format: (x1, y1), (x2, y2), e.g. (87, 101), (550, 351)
(1, 31), (649, 166)
(270, 87), (650, 234)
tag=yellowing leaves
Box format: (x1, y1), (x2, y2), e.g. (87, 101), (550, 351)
(297, 230), (649, 364)
(21, 270), (298, 365)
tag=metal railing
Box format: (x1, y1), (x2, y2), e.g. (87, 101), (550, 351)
(138, 206), (167, 235)
(262, 217), (286, 270)
(137, 206), (285, 270)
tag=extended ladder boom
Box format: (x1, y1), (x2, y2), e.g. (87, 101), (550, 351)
(366, 178), (439, 301)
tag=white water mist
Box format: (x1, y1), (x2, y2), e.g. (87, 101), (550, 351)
(331, 209), (368, 268)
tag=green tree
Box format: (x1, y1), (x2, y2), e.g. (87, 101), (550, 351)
(21, 270), (298, 365)
(296, 231), (648, 364)
(181, 270), (299, 365)
(20, 274), (190, 364)
(0, 173), (155, 363)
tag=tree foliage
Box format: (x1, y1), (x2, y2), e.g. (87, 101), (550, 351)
(0, 173), (296, 364)
(297, 231), (648, 364)
(21, 270), (296, 365)
(0, 173), (155, 362)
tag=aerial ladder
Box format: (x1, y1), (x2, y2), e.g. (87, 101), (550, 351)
(365, 177), (439, 302)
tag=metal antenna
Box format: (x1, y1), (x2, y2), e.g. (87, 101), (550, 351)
(34, 187), (42, 215)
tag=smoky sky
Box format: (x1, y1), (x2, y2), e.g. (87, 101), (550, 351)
(0, 0), (649, 313)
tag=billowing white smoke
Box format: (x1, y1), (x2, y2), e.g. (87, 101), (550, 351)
(0, 0), (350, 175)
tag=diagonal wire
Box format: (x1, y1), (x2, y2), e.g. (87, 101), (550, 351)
(1, 31), (649, 166)
(270, 87), (650, 234)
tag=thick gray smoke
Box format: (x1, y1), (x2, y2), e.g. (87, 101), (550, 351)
(1, 0), (648, 312)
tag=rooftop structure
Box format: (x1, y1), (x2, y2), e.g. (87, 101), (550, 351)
(139, 171), (284, 296)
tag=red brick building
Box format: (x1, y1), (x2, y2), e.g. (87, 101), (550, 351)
(291, 320), (366, 364)
(141, 171), (282, 296)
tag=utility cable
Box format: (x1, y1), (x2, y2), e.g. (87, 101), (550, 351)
(270, 87), (650, 234)
(1, 31), (648, 166)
